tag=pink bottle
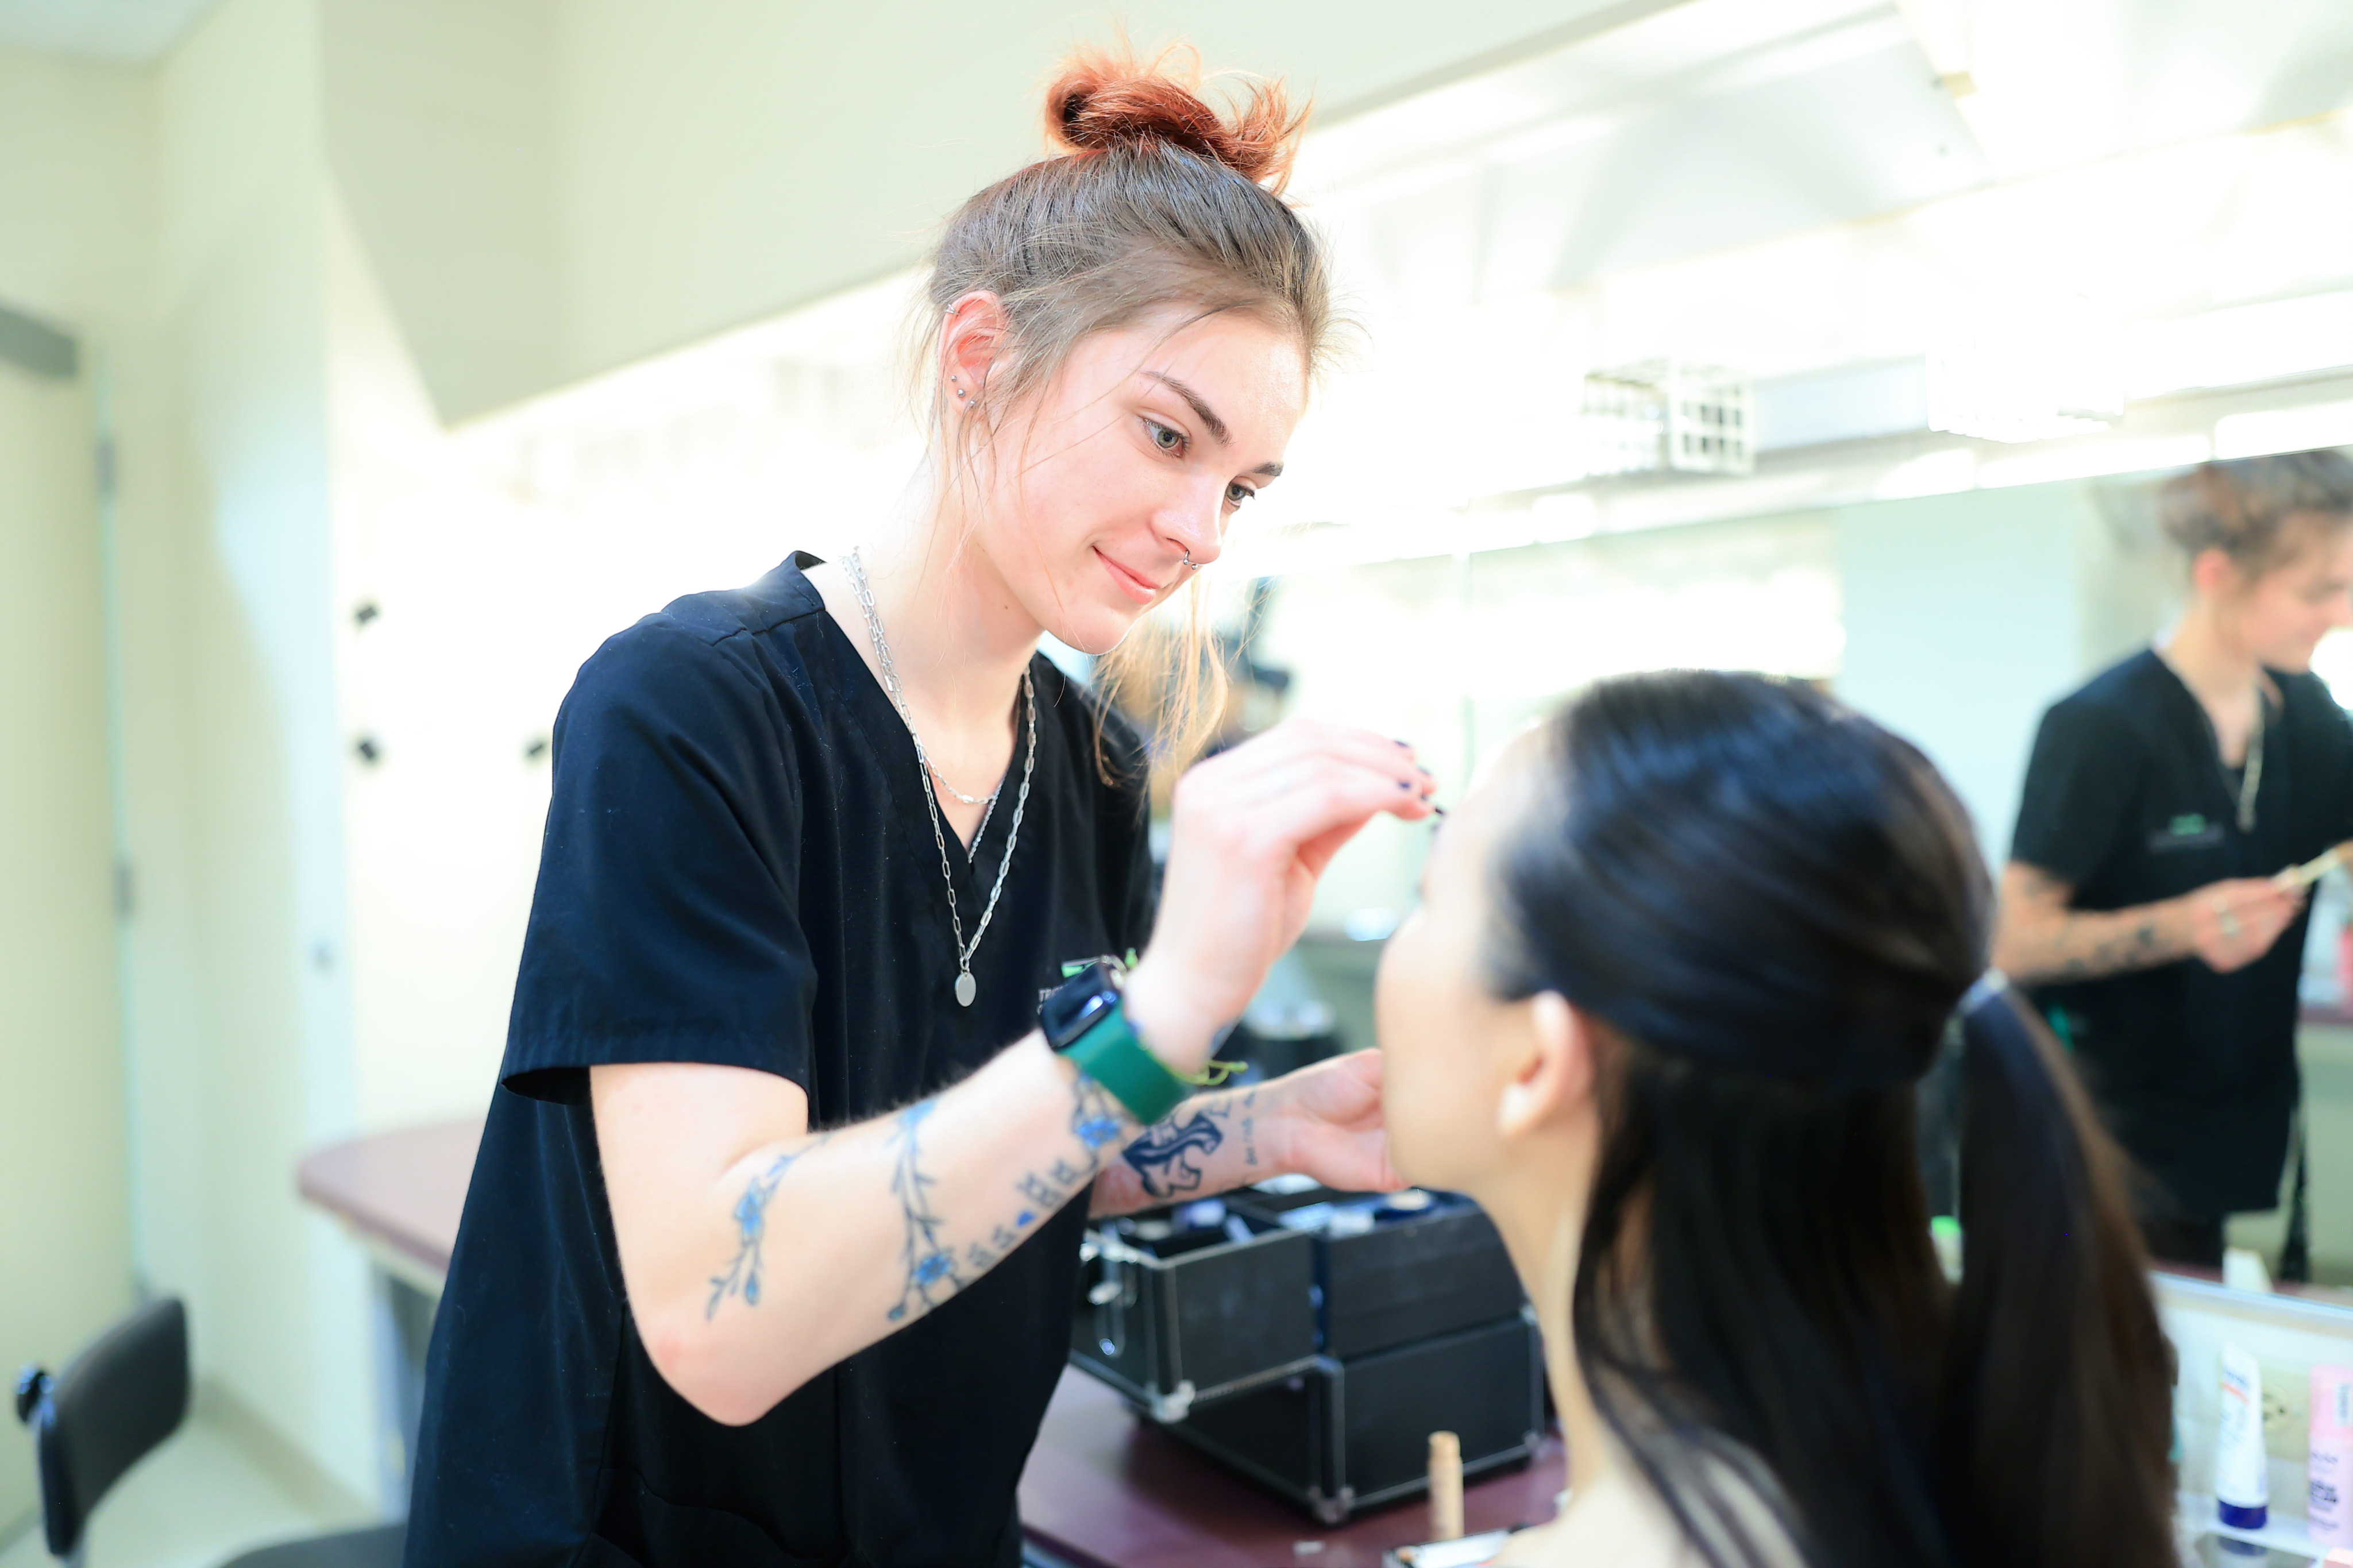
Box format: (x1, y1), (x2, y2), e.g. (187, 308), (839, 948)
(2315, 1364), (2353, 1548)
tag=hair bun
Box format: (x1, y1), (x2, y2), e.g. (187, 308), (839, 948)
(1044, 43), (1307, 191)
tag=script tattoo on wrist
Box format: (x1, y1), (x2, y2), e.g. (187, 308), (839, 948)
(708, 1133), (832, 1319)
(999, 1071), (1126, 1226)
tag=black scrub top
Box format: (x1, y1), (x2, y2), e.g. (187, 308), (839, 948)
(404, 555), (1155, 1568)
(2012, 648), (2353, 1217)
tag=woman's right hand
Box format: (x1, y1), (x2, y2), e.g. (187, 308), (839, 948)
(1122, 720), (1438, 1072)
(2180, 876), (2306, 972)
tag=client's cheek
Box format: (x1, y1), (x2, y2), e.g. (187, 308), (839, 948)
(1378, 1049), (1457, 1187)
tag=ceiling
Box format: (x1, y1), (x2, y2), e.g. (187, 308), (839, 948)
(0, 0), (225, 63)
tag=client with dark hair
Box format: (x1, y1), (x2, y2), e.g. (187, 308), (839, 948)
(1376, 670), (2175, 1568)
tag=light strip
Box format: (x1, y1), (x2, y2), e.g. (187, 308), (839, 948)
(1977, 433), (2213, 489)
(2213, 401), (2353, 460)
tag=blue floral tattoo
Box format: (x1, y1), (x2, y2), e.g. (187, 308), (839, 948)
(707, 1133), (831, 1319)
(887, 1100), (961, 1322)
(1071, 1071), (1128, 1152)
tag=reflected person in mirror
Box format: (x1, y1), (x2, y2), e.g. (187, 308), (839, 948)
(1996, 451), (2353, 1270)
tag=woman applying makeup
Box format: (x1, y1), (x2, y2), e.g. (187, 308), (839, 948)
(404, 48), (1433, 1568)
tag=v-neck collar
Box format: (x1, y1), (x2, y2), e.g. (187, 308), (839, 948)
(2145, 645), (2279, 831)
(2147, 644), (2278, 767)
(786, 553), (1037, 876)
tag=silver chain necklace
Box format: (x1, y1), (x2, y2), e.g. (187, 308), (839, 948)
(843, 549), (1036, 1007)
(2157, 642), (2266, 833)
(2234, 688), (2265, 833)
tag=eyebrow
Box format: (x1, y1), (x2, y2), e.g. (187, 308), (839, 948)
(1143, 369), (1284, 478)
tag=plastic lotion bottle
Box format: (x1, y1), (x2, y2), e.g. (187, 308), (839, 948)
(2217, 1343), (2269, 1531)
(2315, 1364), (2353, 1548)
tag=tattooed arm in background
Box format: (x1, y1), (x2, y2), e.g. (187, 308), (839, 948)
(1992, 860), (2306, 986)
(1087, 1049), (1400, 1217)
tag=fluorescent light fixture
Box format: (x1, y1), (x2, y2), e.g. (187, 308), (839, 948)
(2213, 401), (2353, 460)
(1927, 292), (2123, 444)
(2127, 292), (2353, 399)
(1873, 447), (1978, 499)
(1531, 492), (1600, 542)
(1977, 434), (2212, 489)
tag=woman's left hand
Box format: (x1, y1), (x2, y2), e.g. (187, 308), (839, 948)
(1264, 1050), (1401, 1194)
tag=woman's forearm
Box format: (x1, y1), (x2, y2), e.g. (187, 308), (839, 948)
(609, 1034), (1137, 1425)
(1995, 864), (2191, 985)
(1996, 902), (2189, 985)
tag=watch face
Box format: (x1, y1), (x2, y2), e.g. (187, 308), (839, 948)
(1043, 960), (1121, 1049)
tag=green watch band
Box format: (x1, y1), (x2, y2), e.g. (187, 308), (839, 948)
(1060, 1001), (1191, 1127)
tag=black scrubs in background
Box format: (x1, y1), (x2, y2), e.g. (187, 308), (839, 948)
(2012, 648), (2353, 1256)
(404, 555), (1155, 1568)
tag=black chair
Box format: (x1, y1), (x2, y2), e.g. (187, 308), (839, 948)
(14, 1297), (405, 1568)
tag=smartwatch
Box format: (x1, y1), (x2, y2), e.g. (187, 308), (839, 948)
(1040, 959), (1192, 1127)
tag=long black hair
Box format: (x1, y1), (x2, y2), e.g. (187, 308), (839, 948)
(1489, 671), (2173, 1568)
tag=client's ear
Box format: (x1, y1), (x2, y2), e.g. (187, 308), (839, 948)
(1496, 991), (1597, 1141)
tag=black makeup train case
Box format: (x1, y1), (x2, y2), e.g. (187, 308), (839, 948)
(1067, 1179), (1542, 1519)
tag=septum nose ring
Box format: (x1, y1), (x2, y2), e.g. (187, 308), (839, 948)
(1180, 551), (1200, 571)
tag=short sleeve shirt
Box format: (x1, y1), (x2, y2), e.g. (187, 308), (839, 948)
(405, 556), (1155, 1568)
(2011, 648), (2353, 1216)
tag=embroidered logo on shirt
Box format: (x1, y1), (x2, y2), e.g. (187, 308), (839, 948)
(2150, 813), (2226, 853)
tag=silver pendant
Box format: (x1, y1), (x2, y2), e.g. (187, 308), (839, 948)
(954, 971), (977, 1008)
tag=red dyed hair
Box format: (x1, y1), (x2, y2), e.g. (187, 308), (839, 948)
(1043, 43), (1309, 192)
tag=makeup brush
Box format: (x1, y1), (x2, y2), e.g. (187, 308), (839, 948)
(2274, 845), (2348, 891)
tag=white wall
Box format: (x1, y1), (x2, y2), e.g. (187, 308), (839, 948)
(319, 0), (557, 422)
(325, 188), (560, 1134)
(539, 0), (1672, 399)
(300, 0), (1685, 423)
(0, 43), (146, 1538)
(0, 350), (125, 1542)
(1835, 481), (2174, 863)
(133, 0), (374, 1503)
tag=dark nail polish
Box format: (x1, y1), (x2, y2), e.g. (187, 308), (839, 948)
(1397, 779), (1411, 790)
